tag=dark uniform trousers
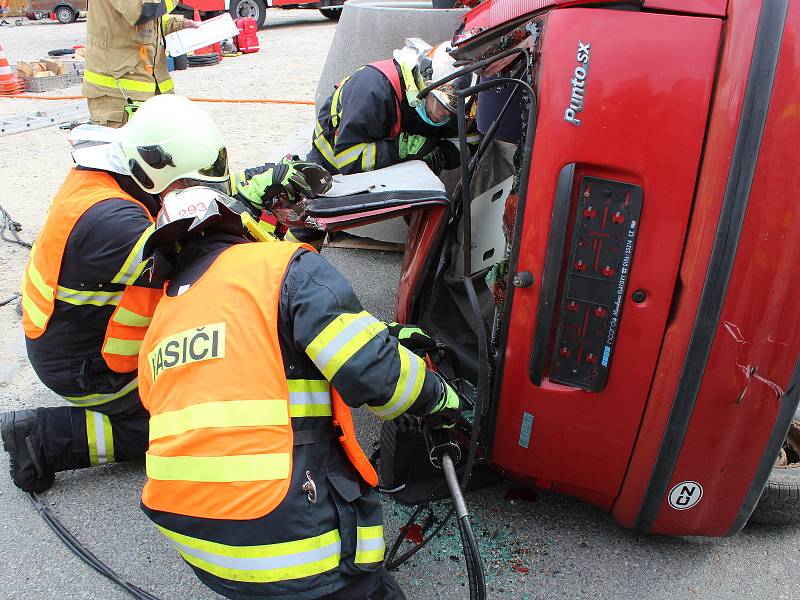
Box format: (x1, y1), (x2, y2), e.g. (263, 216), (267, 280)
(31, 390), (149, 473)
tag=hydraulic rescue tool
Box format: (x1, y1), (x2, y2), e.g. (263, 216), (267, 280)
(423, 425), (486, 600)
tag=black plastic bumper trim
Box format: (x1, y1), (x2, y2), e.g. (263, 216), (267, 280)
(529, 163), (575, 386)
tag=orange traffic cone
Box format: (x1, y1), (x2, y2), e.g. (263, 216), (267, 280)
(0, 44), (24, 96)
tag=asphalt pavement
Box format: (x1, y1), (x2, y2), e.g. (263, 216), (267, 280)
(1, 247), (797, 600)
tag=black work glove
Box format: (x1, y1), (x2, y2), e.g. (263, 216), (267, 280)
(422, 373), (462, 430)
(386, 322), (438, 356)
(438, 140), (461, 171)
(421, 148), (445, 175)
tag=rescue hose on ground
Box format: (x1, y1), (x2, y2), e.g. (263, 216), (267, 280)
(7, 95), (315, 105)
(28, 492), (161, 600)
(0, 204), (32, 249)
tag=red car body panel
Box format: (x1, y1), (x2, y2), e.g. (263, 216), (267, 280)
(612, 0), (762, 532)
(456, 0), (630, 36)
(389, 0), (798, 536)
(620, 0), (800, 536)
(642, 0), (727, 17)
(489, 7), (721, 507)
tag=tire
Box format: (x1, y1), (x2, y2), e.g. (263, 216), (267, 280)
(319, 7), (342, 20)
(55, 5), (75, 24)
(229, 0), (267, 27)
(750, 419), (800, 525)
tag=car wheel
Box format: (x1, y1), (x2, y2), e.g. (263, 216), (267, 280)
(318, 7), (342, 20)
(229, 0), (267, 27)
(55, 5), (76, 24)
(749, 418), (800, 525)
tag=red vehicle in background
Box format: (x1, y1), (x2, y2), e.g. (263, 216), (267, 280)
(180, 0), (344, 26)
(280, 0), (800, 536)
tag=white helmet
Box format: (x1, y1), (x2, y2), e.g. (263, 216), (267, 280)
(69, 95), (229, 194)
(393, 38), (471, 113)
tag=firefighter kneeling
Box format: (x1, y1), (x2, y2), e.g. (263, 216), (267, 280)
(137, 186), (462, 599)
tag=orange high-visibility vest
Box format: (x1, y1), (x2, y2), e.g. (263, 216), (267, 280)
(21, 169), (162, 373)
(138, 242), (377, 520)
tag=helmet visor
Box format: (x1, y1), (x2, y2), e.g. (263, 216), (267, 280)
(198, 147), (229, 179)
(429, 73), (472, 114)
(128, 158), (156, 191)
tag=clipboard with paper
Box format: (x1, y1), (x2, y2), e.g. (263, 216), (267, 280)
(164, 13), (240, 56)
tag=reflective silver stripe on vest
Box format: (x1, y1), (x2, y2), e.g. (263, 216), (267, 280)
(288, 379), (332, 417)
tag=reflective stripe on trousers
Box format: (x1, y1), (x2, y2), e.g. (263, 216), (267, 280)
(157, 526), (343, 583)
(86, 410), (115, 465)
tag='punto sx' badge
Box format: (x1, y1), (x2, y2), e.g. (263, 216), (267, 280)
(564, 40), (591, 126)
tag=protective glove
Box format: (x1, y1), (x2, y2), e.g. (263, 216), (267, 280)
(386, 322), (437, 356)
(423, 374), (462, 430)
(438, 140), (461, 171)
(233, 157), (332, 208)
(397, 133), (439, 161)
(421, 148), (445, 175)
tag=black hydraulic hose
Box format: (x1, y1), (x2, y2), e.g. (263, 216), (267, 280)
(387, 50), (535, 591)
(450, 63), (528, 214)
(1, 204), (33, 249)
(28, 492), (161, 600)
(443, 453), (485, 600)
(416, 48), (530, 100)
(0, 293), (20, 307)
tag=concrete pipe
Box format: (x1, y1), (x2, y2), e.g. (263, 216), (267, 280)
(315, 0), (469, 108)
(314, 0), (468, 244)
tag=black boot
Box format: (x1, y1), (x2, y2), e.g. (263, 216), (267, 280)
(1, 410), (55, 493)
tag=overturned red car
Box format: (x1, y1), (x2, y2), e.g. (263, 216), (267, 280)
(292, 0), (800, 537)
